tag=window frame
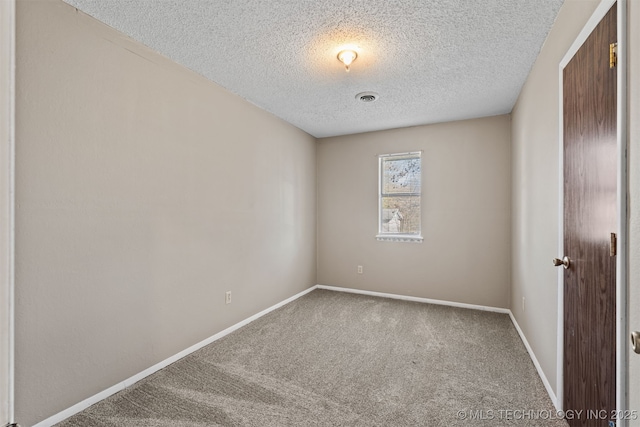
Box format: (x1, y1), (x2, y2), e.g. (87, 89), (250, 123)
(376, 151), (423, 243)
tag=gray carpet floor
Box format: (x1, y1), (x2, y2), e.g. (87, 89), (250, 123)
(56, 289), (567, 426)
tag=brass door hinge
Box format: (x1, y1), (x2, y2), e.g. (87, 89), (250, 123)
(610, 43), (618, 68)
(610, 232), (617, 257)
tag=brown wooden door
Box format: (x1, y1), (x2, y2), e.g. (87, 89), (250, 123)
(562, 4), (617, 426)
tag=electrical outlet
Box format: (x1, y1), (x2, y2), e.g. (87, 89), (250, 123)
(357, 265), (363, 274)
(225, 291), (232, 305)
(522, 297), (525, 312)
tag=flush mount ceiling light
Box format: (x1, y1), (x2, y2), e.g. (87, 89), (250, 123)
(337, 50), (357, 72)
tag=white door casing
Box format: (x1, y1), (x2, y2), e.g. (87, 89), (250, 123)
(627, 1), (640, 426)
(0, 0), (16, 424)
(557, 0), (628, 423)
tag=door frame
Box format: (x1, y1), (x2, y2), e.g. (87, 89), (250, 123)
(0, 0), (16, 424)
(557, 0), (628, 422)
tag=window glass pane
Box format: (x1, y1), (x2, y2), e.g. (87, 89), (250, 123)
(382, 157), (421, 195)
(381, 195), (420, 234)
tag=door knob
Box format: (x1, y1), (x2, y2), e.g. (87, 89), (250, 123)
(552, 256), (571, 269)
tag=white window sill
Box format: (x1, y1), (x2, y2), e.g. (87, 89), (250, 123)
(375, 234), (423, 243)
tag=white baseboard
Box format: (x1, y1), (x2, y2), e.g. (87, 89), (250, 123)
(316, 284), (511, 314)
(32, 285), (318, 427)
(317, 284), (558, 409)
(508, 311), (558, 410)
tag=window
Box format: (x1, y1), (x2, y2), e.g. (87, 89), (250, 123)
(377, 152), (422, 242)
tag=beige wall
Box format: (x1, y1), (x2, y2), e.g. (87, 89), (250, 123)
(317, 115), (511, 308)
(510, 0), (600, 400)
(628, 0), (640, 423)
(15, 1), (316, 425)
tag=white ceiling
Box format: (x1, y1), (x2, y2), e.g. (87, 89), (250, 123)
(62, 0), (564, 138)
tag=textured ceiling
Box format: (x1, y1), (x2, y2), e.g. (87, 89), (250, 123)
(62, 0), (564, 138)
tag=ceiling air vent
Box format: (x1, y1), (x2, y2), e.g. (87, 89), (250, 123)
(356, 92), (379, 103)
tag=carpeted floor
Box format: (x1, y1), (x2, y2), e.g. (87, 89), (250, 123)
(56, 289), (567, 426)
